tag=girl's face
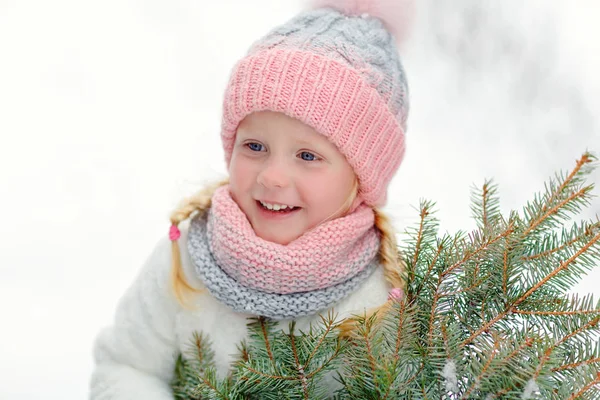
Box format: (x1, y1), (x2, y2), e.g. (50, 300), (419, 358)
(228, 111), (357, 245)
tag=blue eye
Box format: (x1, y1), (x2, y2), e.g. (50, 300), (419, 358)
(300, 151), (318, 161)
(247, 142), (264, 152)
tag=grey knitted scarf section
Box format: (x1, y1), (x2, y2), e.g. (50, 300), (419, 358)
(187, 212), (378, 320)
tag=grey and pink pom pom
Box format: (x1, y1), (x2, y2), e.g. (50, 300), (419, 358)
(310, 0), (414, 43)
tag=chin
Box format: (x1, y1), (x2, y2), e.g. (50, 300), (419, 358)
(256, 229), (298, 245)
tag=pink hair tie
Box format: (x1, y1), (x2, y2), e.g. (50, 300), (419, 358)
(169, 224), (181, 241)
(388, 288), (404, 301)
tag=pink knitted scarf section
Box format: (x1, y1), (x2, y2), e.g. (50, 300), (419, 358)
(206, 186), (380, 294)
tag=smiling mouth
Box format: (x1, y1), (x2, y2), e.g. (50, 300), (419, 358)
(256, 200), (301, 214)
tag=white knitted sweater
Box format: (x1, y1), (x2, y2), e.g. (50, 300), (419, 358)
(89, 222), (389, 399)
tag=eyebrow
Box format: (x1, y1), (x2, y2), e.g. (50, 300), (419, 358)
(295, 138), (315, 146)
(235, 128), (254, 140)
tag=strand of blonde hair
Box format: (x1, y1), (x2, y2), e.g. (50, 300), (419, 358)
(170, 179), (228, 306)
(337, 207), (405, 337)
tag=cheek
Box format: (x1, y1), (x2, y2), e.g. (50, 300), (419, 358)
(301, 170), (354, 209)
(228, 155), (254, 195)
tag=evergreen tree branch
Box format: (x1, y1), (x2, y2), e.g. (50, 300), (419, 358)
(523, 153), (594, 237)
(488, 387), (510, 399)
(305, 344), (343, 380)
(463, 229), (600, 347)
(394, 300), (408, 358)
(304, 313), (336, 368)
(404, 363), (424, 388)
(427, 279), (442, 349)
(482, 182), (490, 228)
(482, 336), (539, 398)
(240, 366), (297, 381)
(441, 273), (490, 297)
(461, 312), (507, 347)
(259, 317), (277, 370)
(480, 294), (488, 325)
(504, 337), (535, 366)
(192, 372), (230, 400)
(380, 375), (393, 400)
(471, 179), (501, 231)
(532, 316), (600, 381)
(412, 207), (428, 270)
(413, 241), (445, 299)
(566, 372), (600, 400)
(362, 322), (378, 391)
(193, 334), (206, 368)
(538, 183), (593, 226)
(287, 323), (309, 399)
(461, 337), (501, 399)
(522, 221), (599, 261)
(420, 385), (429, 399)
(517, 230), (600, 305)
(440, 226), (513, 279)
(515, 309), (600, 316)
(555, 315), (599, 352)
(456, 310), (474, 337)
(553, 357), (600, 372)
(503, 241), (510, 297)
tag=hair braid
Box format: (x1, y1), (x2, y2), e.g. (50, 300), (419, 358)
(170, 179), (228, 306)
(338, 207), (405, 337)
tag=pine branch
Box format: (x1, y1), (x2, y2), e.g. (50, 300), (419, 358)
(287, 323), (309, 399)
(503, 238), (510, 297)
(471, 179), (502, 230)
(522, 221), (600, 261)
(259, 317), (277, 370)
(523, 153), (596, 236)
(394, 298), (409, 357)
(304, 312), (338, 368)
(461, 336), (501, 398)
(412, 206), (429, 269)
(404, 200), (441, 300)
(517, 230), (600, 304)
(553, 357), (600, 372)
(191, 369), (231, 400)
(533, 316), (600, 379)
(566, 372), (600, 400)
(515, 309), (599, 316)
(440, 225), (513, 279)
(413, 242), (444, 298)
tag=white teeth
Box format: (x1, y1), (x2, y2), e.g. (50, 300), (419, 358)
(260, 201), (294, 211)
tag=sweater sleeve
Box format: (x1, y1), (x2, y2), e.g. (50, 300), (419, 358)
(90, 236), (181, 399)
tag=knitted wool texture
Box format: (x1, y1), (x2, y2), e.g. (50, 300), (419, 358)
(206, 185), (379, 294)
(187, 197), (378, 320)
(221, 7), (409, 207)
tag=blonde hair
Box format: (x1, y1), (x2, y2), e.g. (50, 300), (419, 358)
(169, 179), (229, 306)
(169, 178), (404, 333)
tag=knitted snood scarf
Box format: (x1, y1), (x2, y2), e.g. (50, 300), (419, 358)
(187, 185), (381, 320)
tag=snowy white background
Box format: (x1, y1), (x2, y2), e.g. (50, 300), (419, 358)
(1, 0), (599, 398)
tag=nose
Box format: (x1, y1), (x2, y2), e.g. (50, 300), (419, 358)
(257, 157), (290, 188)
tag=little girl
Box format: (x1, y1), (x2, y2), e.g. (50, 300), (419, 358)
(90, 0), (411, 398)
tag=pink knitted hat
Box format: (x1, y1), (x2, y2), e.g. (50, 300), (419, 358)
(220, 0), (412, 207)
